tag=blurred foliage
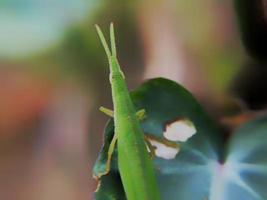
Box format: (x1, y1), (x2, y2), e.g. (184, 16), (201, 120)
(0, 0), (96, 58)
(26, 0), (143, 83)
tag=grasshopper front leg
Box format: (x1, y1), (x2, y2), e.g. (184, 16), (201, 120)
(100, 106), (146, 120)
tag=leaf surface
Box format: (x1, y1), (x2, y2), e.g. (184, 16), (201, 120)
(93, 78), (267, 200)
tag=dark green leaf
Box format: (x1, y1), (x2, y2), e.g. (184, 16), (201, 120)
(93, 78), (267, 200)
(224, 115), (267, 200)
(93, 78), (223, 200)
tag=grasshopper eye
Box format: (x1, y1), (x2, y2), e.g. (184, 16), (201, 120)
(163, 118), (197, 142)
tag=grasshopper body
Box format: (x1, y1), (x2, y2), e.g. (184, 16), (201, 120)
(96, 24), (161, 200)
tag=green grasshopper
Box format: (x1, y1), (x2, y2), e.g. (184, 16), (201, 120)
(96, 23), (161, 200)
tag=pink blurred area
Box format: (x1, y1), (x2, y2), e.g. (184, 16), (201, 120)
(0, 0), (243, 199)
(0, 67), (93, 199)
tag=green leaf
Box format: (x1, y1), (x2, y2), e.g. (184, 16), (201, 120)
(93, 78), (224, 200)
(93, 77), (267, 200)
(223, 115), (267, 200)
(94, 171), (126, 200)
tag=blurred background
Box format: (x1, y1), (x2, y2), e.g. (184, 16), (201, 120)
(0, 0), (252, 199)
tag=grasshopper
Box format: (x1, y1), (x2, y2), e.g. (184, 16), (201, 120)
(96, 23), (161, 200)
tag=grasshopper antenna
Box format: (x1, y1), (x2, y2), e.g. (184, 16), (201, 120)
(95, 24), (112, 59)
(110, 23), (117, 57)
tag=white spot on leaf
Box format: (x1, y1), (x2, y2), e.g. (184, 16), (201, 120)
(149, 140), (180, 160)
(164, 119), (196, 142)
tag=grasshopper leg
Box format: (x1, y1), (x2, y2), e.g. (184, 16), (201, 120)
(99, 106), (114, 118)
(144, 136), (156, 158)
(100, 106), (146, 120)
(105, 132), (118, 176)
(135, 109), (146, 120)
